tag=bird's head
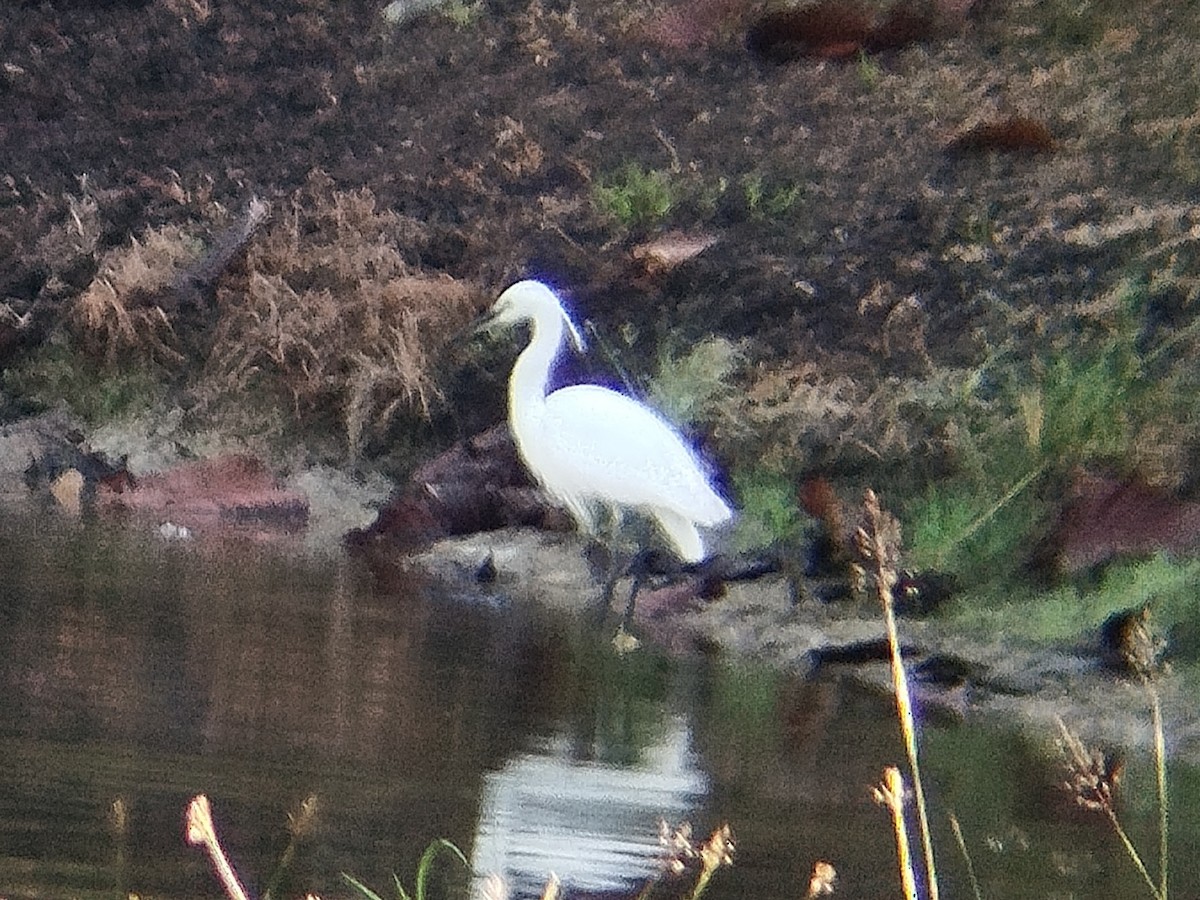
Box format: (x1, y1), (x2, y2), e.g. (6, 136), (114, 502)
(485, 280), (586, 352)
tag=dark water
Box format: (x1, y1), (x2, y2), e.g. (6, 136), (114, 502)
(0, 514), (1196, 900)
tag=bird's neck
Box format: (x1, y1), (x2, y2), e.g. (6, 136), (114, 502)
(509, 313), (563, 427)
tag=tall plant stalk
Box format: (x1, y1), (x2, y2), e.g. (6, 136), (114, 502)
(859, 489), (939, 900)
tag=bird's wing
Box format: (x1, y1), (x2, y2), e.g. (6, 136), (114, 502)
(540, 385), (730, 524)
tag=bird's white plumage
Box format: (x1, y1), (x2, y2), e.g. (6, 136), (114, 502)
(488, 280), (732, 563)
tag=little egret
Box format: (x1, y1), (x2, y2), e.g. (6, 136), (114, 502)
(486, 280), (733, 602)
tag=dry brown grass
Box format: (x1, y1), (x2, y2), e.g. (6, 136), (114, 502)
(208, 171), (477, 452)
(858, 488), (939, 900)
(67, 170), (479, 453)
(71, 221), (203, 366)
(720, 356), (968, 476)
(62, 173), (230, 367)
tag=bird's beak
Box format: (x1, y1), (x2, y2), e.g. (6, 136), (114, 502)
(473, 297), (511, 340)
(474, 307), (499, 336)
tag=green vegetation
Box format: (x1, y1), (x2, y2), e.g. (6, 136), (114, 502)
(728, 468), (802, 554)
(648, 336), (742, 428)
(863, 490), (1176, 900)
(440, 0), (484, 28)
(1029, 0), (1110, 49)
(344, 839), (469, 900)
(947, 554), (1200, 642)
(381, 0), (480, 27)
(644, 337), (811, 554)
(905, 474), (1044, 583)
(856, 50), (883, 89)
(591, 161), (809, 232)
(647, 237), (1200, 662)
(910, 269), (1195, 581)
(740, 174), (804, 220)
(592, 163), (678, 229)
(953, 202), (997, 248)
(2, 338), (167, 423)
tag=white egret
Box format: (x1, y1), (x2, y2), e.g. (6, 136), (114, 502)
(486, 280), (733, 583)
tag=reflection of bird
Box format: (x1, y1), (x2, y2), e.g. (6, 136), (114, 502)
(486, 280), (733, 576)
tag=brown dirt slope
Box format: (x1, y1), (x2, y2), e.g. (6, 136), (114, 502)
(2, 0), (1198, 446)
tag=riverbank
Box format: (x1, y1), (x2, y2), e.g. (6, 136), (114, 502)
(3, 404), (1194, 768)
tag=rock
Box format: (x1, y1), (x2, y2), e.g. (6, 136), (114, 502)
(1098, 604), (1165, 678)
(0, 408), (86, 495)
(1040, 470), (1200, 576)
(98, 454), (308, 535)
(746, 0), (940, 62)
(49, 468), (85, 516)
(347, 424), (558, 553)
(945, 115), (1056, 155)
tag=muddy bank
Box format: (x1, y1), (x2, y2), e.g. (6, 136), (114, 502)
(0, 409), (393, 551)
(5, 0), (1200, 449)
(397, 527), (1197, 765)
(3, 407), (1190, 766)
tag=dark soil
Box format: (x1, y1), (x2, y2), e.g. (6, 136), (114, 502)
(4, 0), (1200, 538)
(6, 0), (1196, 398)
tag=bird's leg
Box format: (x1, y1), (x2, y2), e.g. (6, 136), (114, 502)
(597, 550), (622, 625)
(581, 506), (634, 624)
(620, 547), (656, 631)
(584, 544), (652, 633)
(584, 517), (693, 632)
(583, 537), (625, 625)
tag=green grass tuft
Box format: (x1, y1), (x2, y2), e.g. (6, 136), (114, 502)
(941, 554), (1200, 643)
(728, 468), (803, 553)
(593, 164), (678, 230)
(740, 174), (804, 219)
(3, 338), (167, 424)
(344, 839), (469, 900)
(649, 337), (742, 428)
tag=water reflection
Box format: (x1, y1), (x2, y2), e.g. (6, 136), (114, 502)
(471, 720), (708, 899)
(0, 513), (1196, 900)
(0, 513), (713, 899)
